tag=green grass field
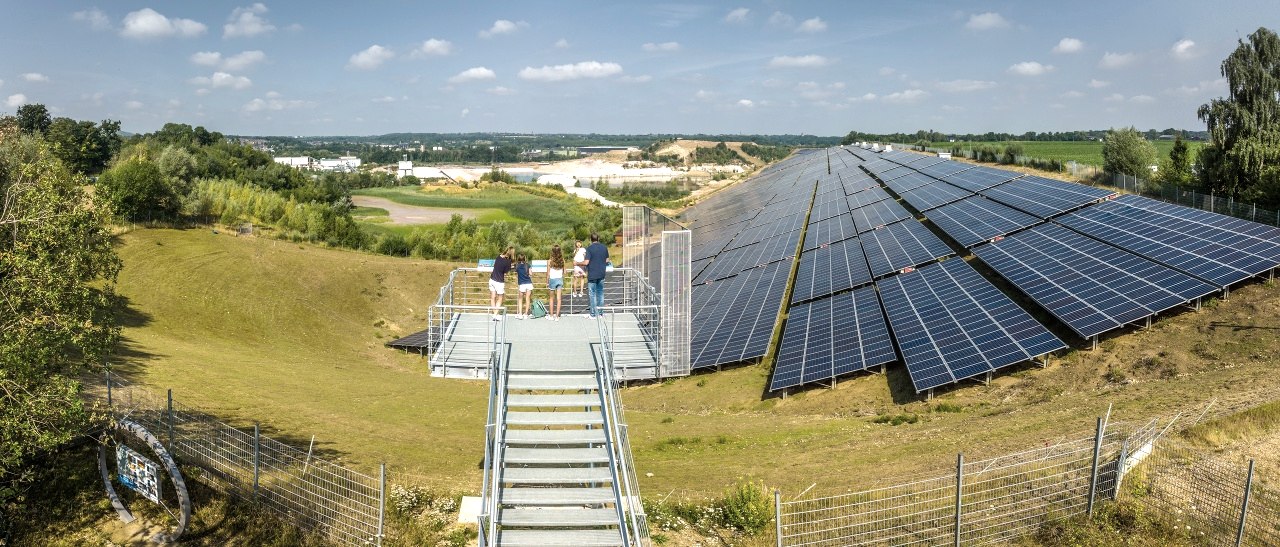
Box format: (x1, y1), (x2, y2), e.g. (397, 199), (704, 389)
(352, 186), (573, 228)
(111, 228), (1280, 499)
(947, 140), (1204, 166)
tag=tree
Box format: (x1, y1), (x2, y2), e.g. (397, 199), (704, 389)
(97, 156), (178, 221)
(1197, 27), (1280, 205)
(1101, 127), (1157, 177)
(0, 136), (120, 499)
(1161, 134), (1194, 187)
(14, 104), (50, 135)
(43, 117), (122, 175)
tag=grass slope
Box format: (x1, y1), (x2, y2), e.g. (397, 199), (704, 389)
(113, 228), (1280, 500)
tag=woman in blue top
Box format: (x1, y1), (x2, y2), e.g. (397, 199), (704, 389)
(515, 254), (533, 319)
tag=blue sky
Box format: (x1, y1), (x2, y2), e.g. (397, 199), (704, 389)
(1, 1), (1274, 136)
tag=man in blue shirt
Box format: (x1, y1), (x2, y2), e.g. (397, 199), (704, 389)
(581, 232), (609, 317)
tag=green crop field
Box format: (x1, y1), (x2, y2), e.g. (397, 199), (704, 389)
(110, 228), (1280, 500)
(947, 140), (1204, 166)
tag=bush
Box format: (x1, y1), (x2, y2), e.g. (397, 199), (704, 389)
(98, 156), (180, 221)
(718, 480), (772, 535)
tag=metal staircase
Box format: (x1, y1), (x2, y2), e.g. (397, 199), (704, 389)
(478, 315), (649, 547)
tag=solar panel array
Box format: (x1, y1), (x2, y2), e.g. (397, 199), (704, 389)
(878, 259), (1066, 392)
(680, 144), (1279, 396)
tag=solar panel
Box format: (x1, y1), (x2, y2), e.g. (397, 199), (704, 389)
(769, 286), (896, 391)
(926, 196), (1042, 248)
(805, 212), (857, 251)
(847, 186), (892, 209)
(840, 171), (879, 194)
(851, 199), (913, 233)
(870, 165), (916, 181)
(972, 223), (1217, 339)
(791, 237), (873, 303)
(809, 193), (851, 223)
(877, 259), (1066, 393)
(860, 220), (954, 277)
(917, 160), (974, 179)
(941, 166), (1022, 192)
(1057, 200), (1280, 287)
(691, 260), (792, 368)
(695, 230), (800, 283)
(1113, 194), (1280, 243)
(899, 182), (973, 212)
(885, 173), (942, 195)
(907, 156), (948, 168)
(979, 176), (1115, 219)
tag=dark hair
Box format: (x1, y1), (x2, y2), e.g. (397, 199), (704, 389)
(590, 232), (600, 242)
(549, 245), (565, 269)
(516, 254), (526, 263)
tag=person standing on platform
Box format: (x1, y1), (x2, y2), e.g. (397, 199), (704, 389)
(514, 254), (533, 319)
(547, 245), (566, 321)
(572, 240), (587, 297)
(582, 233), (609, 318)
(489, 246), (514, 320)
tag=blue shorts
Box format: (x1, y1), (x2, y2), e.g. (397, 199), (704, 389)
(548, 278), (564, 290)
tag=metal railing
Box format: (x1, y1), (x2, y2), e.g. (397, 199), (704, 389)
(477, 308), (509, 546)
(597, 316), (652, 546)
(103, 374), (384, 546)
(622, 205), (692, 378)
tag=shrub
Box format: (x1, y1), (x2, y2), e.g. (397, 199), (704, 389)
(718, 480), (773, 535)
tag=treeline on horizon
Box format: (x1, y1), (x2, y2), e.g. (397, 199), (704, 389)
(841, 128), (1209, 145)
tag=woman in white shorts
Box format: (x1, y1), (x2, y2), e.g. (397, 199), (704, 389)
(572, 240), (586, 297)
(547, 245), (565, 321)
(489, 246), (514, 320)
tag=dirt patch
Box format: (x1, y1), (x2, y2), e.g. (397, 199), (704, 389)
(350, 195), (476, 225)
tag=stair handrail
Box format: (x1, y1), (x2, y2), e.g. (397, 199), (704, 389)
(478, 307), (508, 545)
(596, 312), (650, 546)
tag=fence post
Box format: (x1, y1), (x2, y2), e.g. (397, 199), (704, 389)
(1236, 459), (1255, 547)
(1087, 417), (1104, 517)
(166, 389), (174, 451)
(775, 489), (784, 547)
(377, 463), (386, 547)
(252, 423), (260, 499)
(1112, 440), (1128, 501)
(954, 453), (964, 547)
(106, 369), (112, 408)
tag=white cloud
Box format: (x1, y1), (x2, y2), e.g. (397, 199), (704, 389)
(222, 50), (266, 71)
(848, 92), (878, 102)
(188, 72), (252, 90)
(0, 79), (4, 89)
(191, 51), (222, 66)
(124, 100), (144, 110)
(449, 66), (497, 84)
(642, 42), (681, 52)
(243, 94), (312, 112)
(224, 3), (275, 38)
(878, 66), (896, 76)
(413, 38), (452, 57)
(736, 99), (755, 108)
(5, 94), (27, 108)
(120, 8), (207, 39)
(1104, 93), (1125, 102)
(694, 89), (716, 101)
(1053, 37), (1084, 54)
(1088, 79), (1110, 89)
(768, 55), (830, 68)
(22, 73), (49, 83)
(768, 11), (794, 28)
(195, 88), (210, 96)
(1130, 95), (1155, 104)
(460, 108), (470, 118)
(936, 79), (996, 92)
(1060, 90), (1085, 99)
(1007, 61), (1054, 76)
(518, 61), (622, 82)
(554, 38), (570, 48)
(371, 96), (398, 103)
(725, 8), (750, 23)
(1165, 78), (1227, 97)
(479, 19), (526, 38)
(965, 12), (1010, 31)
(264, 90), (281, 99)
(619, 75), (652, 83)
(798, 17), (827, 33)
(882, 89), (928, 104)
(1171, 39), (1197, 60)
(166, 99), (181, 108)
(487, 86), (515, 96)
(72, 8), (111, 31)
(347, 45), (394, 70)
(1099, 52), (1137, 69)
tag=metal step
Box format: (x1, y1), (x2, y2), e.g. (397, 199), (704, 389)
(506, 374), (598, 391)
(503, 447), (610, 465)
(496, 529), (625, 547)
(508, 359), (598, 373)
(506, 411), (603, 426)
(498, 507), (620, 527)
(506, 394), (601, 408)
(503, 466), (614, 485)
(500, 487), (617, 506)
(504, 429), (607, 445)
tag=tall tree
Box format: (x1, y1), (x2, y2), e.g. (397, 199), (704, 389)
(1162, 134), (1194, 187)
(14, 104), (50, 135)
(1101, 127), (1157, 177)
(1197, 27), (1280, 204)
(0, 136), (120, 497)
(97, 156), (178, 221)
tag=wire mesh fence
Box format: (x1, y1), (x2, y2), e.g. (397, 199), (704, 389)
(1100, 173), (1280, 227)
(104, 374), (384, 546)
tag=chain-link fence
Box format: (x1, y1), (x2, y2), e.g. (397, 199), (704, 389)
(104, 374), (385, 546)
(1100, 172), (1280, 227)
(777, 418), (1126, 546)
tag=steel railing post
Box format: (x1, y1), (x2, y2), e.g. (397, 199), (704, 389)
(377, 462), (386, 546)
(167, 389), (175, 451)
(1087, 417), (1104, 517)
(1236, 459), (1255, 547)
(954, 453), (963, 547)
(775, 489), (784, 547)
(253, 422), (260, 499)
